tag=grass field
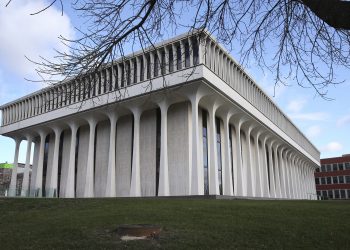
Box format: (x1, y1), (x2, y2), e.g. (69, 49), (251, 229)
(0, 198), (349, 249)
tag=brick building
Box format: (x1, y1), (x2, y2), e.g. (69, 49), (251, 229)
(0, 164), (31, 196)
(315, 155), (350, 199)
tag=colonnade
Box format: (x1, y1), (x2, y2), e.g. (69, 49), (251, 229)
(7, 87), (317, 199)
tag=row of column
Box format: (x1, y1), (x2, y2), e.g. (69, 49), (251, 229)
(7, 93), (317, 199)
(0, 35), (201, 127)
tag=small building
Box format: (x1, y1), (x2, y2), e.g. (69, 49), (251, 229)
(0, 163), (32, 196)
(315, 154), (350, 199)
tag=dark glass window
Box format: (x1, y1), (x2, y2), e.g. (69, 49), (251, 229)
(146, 54), (151, 79)
(108, 68), (113, 91)
(315, 178), (319, 185)
(321, 177), (326, 185)
(339, 163), (344, 170)
(216, 118), (223, 195)
(339, 176), (344, 184)
(140, 57), (144, 82)
(345, 162), (350, 170)
(334, 190), (340, 199)
(327, 177), (332, 184)
(346, 176), (350, 184)
(161, 50), (166, 75)
(321, 165), (326, 172)
(126, 62), (131, 86)
(202, 110), (209, 195)
(333, 164), (338, 171)
(317, 191), (321, 196)
(133, 60), (137, 83)
(340, 190), (346, 199)
(348, 190), (350, 199)
(154, 53), (159, 77)
(316, 168), (320, 172)
(113, 65), (118, 90)
(333, 176), (338, 184)
(327, 164), (332, 172)
(120, 64), (125, 87)
(322, 190), (327, 198)
(328, 190), (333, 199)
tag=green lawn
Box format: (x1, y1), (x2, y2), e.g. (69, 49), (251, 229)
(0, 198), (349, 249)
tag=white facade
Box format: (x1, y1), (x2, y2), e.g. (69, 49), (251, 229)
(0, 31), (319, 199)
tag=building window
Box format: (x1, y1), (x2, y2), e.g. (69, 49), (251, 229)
(333, 176), (338, 184)
(168, 47), (174, 72)
(192, 38), (199, 65)
(184, 41), (190, 68)
(316, 168), (320, 172)
(334, 190), (340, 199)
(339, 176), (344, 184)
(345, 162), (350, 170)
(321, 165), (326, 172)
(140, 57), (144, 82)
(154, 53), (159, 77)
(340, 190), (346, 199)
(202, 110), (209, 195)
(317, 191), (321, 197)
(176, 45), (182, 70)
(216, 117), (223, 195)
(321, 177), (326, 185)
(333, 164), (338, 171)
(326, 177), (332, 184)
(347, 190), (350, 199)
(327, 164), (332, 172)
(338, 163), (344, 170)
(328, 190), (333, 199)
(346, 176), (350, 184)
(322, 190), (327, 198)
(315, 178), (319, 185)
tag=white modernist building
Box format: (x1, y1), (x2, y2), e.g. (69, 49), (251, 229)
(0, 31), (319, 199)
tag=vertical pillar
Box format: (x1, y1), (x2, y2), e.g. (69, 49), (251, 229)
(244, 125), (255, 197)
(158, 101), (170, 196)
(130, 108), (141, 197)
(189, 93), (201, 195)
(21, 135), (33, 197)
(9, 138), (21, 196)
(208, 103), (219, 195)
(222, 113), (233, 196)
(46, 128), (62, 197)
(84, 118), (97, 197)
(267, 141), (276, 198)
(232, 119), (244, 196)
(105, 113), (117, 197)
(253, 130), (263, 197)
(260, 135), (270, 197)
(273, 145), (282, 198)
(65, 122), (78, 198)
(32, 131), (46, 197)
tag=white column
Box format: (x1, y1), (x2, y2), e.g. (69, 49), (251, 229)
(245, 125), (255, 197)
(253, 130), (263, 197)
(158, 101), (170, 196)
(46, 128), (62, 197)
(266, 141), (276, 198)
(32, 131), (46, 197)
(21, 135), (33, 197)
(260, 135), (270, 197)
(208, 103), (219, 195)
(130, 108), (141, 197)
(105, 113), (117, 197)
(222, 113), (233, 196)
(280, 149), (288, 198)
(9, 138), (21, 196)
(274, 145), (282, 198)
(84, 118), (97, 197)
(65, 122), (78, 198)
(189, 94), (202, 195)
(232, 119), (244, 196)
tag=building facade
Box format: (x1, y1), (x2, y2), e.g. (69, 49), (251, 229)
(0, 163), (31, 196)
(315, 155), (350, 199)
(0, 31), (319, 199)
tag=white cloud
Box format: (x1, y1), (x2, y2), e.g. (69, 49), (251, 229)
(337, 115), (350, 127)
(287, 99), (307, 113)
(289, 112), (329, 121)
(305, 125), (321, 138)
(321, 142), (343, 152)
(0, 0), (75, 78)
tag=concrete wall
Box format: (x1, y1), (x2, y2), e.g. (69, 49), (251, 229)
(140, 109), (157, 196)
(116, 115), (132, 197)
(76, 125), (89, 197)
(94, 120), (110, 197)
(60, 129), (71, 197)
(168, 102), (190, 195)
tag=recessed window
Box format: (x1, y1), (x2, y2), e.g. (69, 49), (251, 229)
(333, 164), (338, 171)
(322, 190), (327, 198)
(334, 189), (340, 199)
(340, 190), (346, 199)
(345, 162), (350, 170)
(315, 178), (319, 185)
(333, 176), (338, 184)
(327, 177), (332, 184)
(328, 190), (333, 199)
(321, 165), (326, 172)
(327, 164), (332, 172)
(346, 176), (350, 184)
(316, 168), (320, 172)
(338, 163), (344, 170)
(321, 177), (326, 185)
(339, 176), (344, 184)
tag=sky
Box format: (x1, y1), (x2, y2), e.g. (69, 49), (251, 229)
(0, 0), (349, 164)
